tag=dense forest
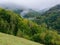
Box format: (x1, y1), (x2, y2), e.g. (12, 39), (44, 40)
(24, 5), (60, 34)
(0, 8), (60, 45)
(34, 5), (60, 33)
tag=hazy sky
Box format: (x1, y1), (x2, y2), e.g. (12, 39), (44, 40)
(0, 0), (60, 10)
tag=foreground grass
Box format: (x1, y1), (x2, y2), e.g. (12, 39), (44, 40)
(0, 33), (43, 45)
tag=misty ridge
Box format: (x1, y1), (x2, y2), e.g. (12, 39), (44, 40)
(0, 0), (60, 45)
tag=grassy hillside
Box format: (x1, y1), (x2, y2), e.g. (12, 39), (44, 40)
(0, 32), (43, 45)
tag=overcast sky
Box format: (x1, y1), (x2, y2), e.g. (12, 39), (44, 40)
(0, 0), (60, 10)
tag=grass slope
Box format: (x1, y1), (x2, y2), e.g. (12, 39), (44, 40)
(0, 33), (43, 45)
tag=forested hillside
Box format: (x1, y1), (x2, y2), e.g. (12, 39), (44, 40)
(29, 5), (60, 33)
(0, 8), (60, 45)
(23, 10), (41, 18)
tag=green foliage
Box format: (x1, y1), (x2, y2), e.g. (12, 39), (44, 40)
(32, 5), (60, 33)
(23, 10), (40, 18)
(0, 8), (60, 45)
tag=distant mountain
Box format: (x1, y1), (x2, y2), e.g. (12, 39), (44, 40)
(0, 3), (20, 9)
(0, 3), (29, 15)
(44, 4), (60, 31)
(0, 3), (47, 17)
(48, 4), (60, 11)
(33, 4), (60, 32)
(0, 3), (29, 10)
(39, 8), (49, 14)
(23, 10), (41, 18)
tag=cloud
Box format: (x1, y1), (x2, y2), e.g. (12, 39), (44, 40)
(0, 0), (60, 10)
